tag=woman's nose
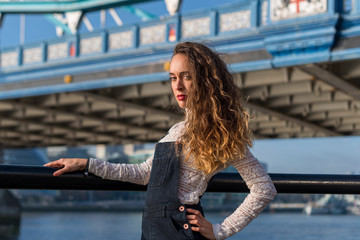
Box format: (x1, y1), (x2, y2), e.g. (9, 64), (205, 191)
(175, 79), (184, 90)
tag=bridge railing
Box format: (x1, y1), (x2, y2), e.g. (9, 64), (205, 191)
(1, 165), (360, 194)
(0, 1), (258, 69)
(0, 0), (345, 71)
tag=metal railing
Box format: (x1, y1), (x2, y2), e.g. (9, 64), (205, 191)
(1, 165), (360, 194)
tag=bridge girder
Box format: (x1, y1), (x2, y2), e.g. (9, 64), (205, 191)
(0, 0), (160, 14)
(2, 59), (360, 148)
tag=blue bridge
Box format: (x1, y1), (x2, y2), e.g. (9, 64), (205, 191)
(1, 1), (360, 239)
(0, 0), (360, 148)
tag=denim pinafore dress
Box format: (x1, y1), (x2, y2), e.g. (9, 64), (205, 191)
(141, 142), (207, 240)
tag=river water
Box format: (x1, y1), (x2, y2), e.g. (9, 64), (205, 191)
(16, 212), (360, 240)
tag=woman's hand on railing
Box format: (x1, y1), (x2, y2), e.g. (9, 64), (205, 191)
(43, 158), (88, 176)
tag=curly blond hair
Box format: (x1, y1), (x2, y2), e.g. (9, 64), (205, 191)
(172, 42), (253, 174)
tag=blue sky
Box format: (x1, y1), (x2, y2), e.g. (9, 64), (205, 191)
(0, 0), (359, 174)
(0, 0), (238, 48)
(252, 136), (360, 174)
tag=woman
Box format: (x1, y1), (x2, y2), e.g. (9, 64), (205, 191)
(44, 42), (277, 240)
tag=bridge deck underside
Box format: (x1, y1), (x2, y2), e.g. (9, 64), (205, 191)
(1, 57), (360, 148)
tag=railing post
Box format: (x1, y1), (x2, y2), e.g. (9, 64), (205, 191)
(0, 149), (3, 164)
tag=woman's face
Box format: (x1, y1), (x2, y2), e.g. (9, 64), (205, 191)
(169, 54), (195, 109)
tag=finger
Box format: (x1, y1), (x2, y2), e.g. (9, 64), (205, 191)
(188, 219), (199, 225)
(45, 163), (62, 168)
(186, 208), (200, 214)
(53, 167), (69, 176)
(191, 226), (200, 232)
(44, 162), (57, 167)
(186, 209), (204, 219)
(186, 215), (196, 220)
(44, 160), (64, 167)
(51, 164), (65, 169)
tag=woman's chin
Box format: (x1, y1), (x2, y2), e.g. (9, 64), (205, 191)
(177, 102), (187, 109)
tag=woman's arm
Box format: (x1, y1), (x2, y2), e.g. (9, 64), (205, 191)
(44, 155), (153, 186)
(44, 122), (183, 185)
(212, 151), (277, 240)
(89, 156), (153, 185)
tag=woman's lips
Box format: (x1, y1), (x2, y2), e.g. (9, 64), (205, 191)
(177, 95), (186, 101)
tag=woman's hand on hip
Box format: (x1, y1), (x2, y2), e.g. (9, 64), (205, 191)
(43, 158), (88, 176)
(186, 208), (216, 240)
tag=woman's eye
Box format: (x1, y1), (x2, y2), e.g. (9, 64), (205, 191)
(184, 75), (191, 80)
(169, 76), (176, 81)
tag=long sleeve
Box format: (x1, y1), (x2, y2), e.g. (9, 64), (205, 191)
(213, 151), (277, 240)
(86, 122), (185, 185)
(88, 155), (153, 185)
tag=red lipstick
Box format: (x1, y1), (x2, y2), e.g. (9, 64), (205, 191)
(177, 95), (186, 101)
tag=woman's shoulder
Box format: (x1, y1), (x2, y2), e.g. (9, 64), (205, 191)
(169, 121), (185, 132)
(225, 147), (254, 164)
(159, 121), (185, 142)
